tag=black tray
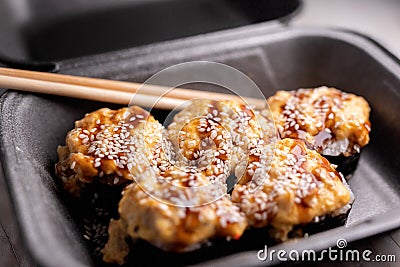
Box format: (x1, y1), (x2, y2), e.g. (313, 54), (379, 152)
(1, 25), (400, 267)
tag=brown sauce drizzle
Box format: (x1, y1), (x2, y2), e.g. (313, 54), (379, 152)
(279, 89), (349, 150)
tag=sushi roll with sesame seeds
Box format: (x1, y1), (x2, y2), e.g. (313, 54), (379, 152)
(167, 99), (278, 180)
(231, 138), (353, 241)
(55, 106), (172, 196)
(267, 86), (371, 177)
(102, 166), (248, 265)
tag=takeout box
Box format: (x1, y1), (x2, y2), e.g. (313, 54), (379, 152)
(1, 1), (400, 266)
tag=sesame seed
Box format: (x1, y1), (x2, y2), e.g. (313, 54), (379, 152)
(70, 161), (76, 169)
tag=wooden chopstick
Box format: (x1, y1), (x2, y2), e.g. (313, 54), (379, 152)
(0, 75), (186, 110)
(0, 67), (266, 110)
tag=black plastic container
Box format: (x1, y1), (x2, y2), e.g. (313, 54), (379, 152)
(0, 0), (300, 63)
(1, 22), (400, 267)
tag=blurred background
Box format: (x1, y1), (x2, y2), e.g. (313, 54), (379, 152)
(293, 0), (400, 58)
(0, 0), (399, 64)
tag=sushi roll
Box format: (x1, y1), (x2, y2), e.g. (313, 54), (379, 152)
(231, 138), (353, 241)
(267, 86), (371, 177)
(55, 106), (170, 196)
